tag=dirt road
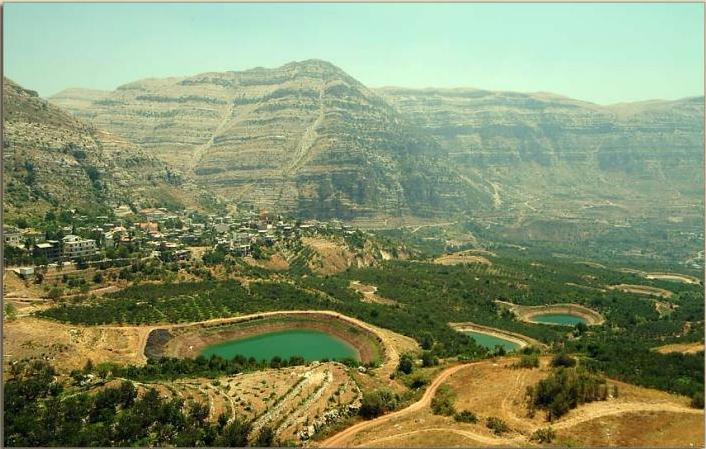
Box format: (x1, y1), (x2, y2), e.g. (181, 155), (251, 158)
(318, 362), (475, 447)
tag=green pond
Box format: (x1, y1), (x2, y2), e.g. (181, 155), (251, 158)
(463, 331), (520, 352)
(200, 329), (358, 362)
(529, 314), (587, 326)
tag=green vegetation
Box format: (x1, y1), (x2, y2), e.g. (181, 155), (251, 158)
(485, 416), (510, 435)
(530, 427), (557, 443)
(360, 389), (400, 419)
(550, 353), (576, 368)
(4, 360), (259, 447)
(526, 367), (608, 421)
(513, 354), (540, 369)
(77, 354), (334, 382)
(430, 384), (456, 416)
(35, 247), (704, 399)
(453, 410), (478, 423)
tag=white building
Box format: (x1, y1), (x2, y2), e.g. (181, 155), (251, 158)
(62, 235), (98, 259)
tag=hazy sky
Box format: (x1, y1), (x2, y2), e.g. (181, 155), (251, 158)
(4, 3), (704, 104)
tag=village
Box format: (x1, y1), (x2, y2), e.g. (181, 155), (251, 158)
(3, 205), (361, 282)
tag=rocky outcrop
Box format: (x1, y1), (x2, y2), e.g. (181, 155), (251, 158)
(49, 61), (704, 219)
(3, 77), (210, 220)
(51, 60), (493, 218)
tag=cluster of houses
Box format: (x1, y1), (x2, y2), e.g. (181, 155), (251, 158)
(4, 206), (357, 269)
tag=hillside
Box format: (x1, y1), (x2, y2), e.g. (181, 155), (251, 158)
(377, 87), (705, 218)
(2, 78), (211, 221)
(50, 61), (704, 221)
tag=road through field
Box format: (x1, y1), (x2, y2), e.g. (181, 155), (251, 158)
(318, 362), (476, 447)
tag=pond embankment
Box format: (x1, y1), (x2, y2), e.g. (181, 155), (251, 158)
(495, 300), (605, 326)
(143, 311), (384, 365)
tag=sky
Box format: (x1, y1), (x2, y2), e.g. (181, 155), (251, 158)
(3, 2), (704, 104)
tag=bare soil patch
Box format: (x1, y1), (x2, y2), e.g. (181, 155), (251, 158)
(434, 251), (492, 266)
(349, 281), (398, 306)
(608, 284), (673, 299)
(652, 342), (704, 355)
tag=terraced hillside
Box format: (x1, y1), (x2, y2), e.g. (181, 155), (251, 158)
(2, 78), (210, 220)
(51, 60), (493, 218)
(377, 87), (705, 218)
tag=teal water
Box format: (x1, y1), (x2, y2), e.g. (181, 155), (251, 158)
(200, 329), (358, 361)
(530, 314), (587, 326)
(463, 330), (520, 352)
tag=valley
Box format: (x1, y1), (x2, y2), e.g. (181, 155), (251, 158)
(3, 58), (704, 447)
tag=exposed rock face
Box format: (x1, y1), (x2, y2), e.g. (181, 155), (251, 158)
(3, 78), (206, 220)
(49, 61), (704, 219)
(377, 87), (705, 213)
(51, 60), (493, 218)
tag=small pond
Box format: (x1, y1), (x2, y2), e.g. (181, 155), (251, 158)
(463, 330), (520, 352)
(529, 314), (587, 326)
(200, 329), (358, 362)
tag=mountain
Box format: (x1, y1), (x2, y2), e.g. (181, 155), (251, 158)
(376, 87), (704, 217)
(50, 60), (494, 219)
(49, 61), (704, 221)
(2, 78), (210, 221)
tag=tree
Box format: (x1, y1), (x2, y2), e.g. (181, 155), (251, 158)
(215, 417), (251, 447)
(254, 426), (275, 447)
(360, 389), (399, 419)
(551, 353), (576, 368)
(397, 354), (414, 375)
(421, 351), (438, 367)
(46, 287), (63, 301)
(431, 385), (456, 416)
(420, 332), (434, 350)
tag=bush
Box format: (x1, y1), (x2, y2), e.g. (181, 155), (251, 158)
(421, 351), (438, 367)
(551, 353), (577, 368)
(360, 389), (399, 419)
(526, 367), (608, 420)
(453, 410), (478, 423)
(486, 416), (509, 435)
(691, 391), (704, 409)
(431, 385), (456, 416)
(530, 427), (556, 443)
(397, 354), (414, 375)
(513, 354), (540, 369)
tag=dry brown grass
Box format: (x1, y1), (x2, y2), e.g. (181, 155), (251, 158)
(319, 357), (703, 448)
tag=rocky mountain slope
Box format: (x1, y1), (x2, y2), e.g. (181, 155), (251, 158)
(49, 61), (704, 220)
(3, 78), (210, 221)
(377, 87), (705, 216)
(50, 60), (494, 219)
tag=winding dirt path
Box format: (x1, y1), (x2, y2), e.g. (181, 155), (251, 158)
(319, 362), (475, 447)
(319, 360), (703, 447)
(358, 427), (523, 447)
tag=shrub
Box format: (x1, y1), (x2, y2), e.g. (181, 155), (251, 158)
(453, 410), (478, 423)
(431, 385), (456, 416)
(526, 367), (608, 420)
(486, 416), (509, 435)
(551, 353), (577, 368)
(421, 351), (439, 367)
(691, 391), (704, 409)
(530, 427), (556, 443)
(513, 354), (540, 369)
(360, 389), (399, 418)
(397, 354), (414, 375)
